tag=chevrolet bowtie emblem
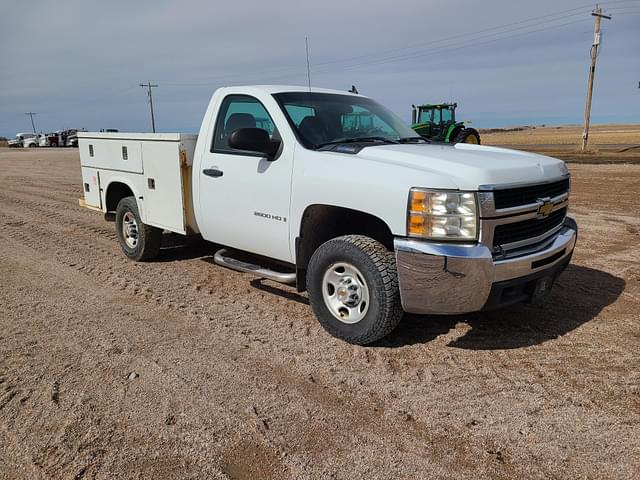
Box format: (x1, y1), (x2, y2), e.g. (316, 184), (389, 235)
(537, 200), (554, 217)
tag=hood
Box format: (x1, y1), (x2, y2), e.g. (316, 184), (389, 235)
(354, 143), (568, 190)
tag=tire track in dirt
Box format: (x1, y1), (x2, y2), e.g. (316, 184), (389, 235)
(0, 234), (493, 479)
(0, 175), (526, 477)
(1, 150), (639, 479)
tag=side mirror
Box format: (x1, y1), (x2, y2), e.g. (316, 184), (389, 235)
(229, 128), (280, 159)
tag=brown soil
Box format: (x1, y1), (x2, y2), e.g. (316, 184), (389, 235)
(1, 148), (639, 479)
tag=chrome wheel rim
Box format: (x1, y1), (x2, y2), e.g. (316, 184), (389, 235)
(122, 211), (139, 249)
(322, 262), (370, 324)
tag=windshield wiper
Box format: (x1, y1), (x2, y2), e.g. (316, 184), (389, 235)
(398, 136), (430, 143)
(316, 136), (399, 149)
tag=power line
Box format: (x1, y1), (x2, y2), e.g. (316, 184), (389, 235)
(158, 14), (595, 89)
(313, 17), (591, 75)
(314, 8), (588, 69)
(156, 3), (632, 88)
(24, 112), (37, 133)
(311, 0), (638, 70)
(139, 82), (158, 133)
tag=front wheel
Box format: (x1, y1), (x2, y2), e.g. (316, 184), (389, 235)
(115, 196), (162, 261)
(307, 235), (403, 345)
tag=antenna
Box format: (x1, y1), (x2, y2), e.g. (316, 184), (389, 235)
(305, 36), (312, 94)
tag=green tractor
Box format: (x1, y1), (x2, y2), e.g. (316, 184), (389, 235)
(410, 103), (480, 144)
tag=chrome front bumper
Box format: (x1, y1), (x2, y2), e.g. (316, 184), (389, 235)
(394, 218), (577, 315)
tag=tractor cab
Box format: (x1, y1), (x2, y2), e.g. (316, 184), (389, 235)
(411, 102), (480, 144)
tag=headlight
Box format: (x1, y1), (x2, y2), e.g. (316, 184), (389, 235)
(407, 188), (478, 240)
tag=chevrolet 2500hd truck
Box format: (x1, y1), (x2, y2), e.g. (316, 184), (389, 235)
(78, 85), (577, 345)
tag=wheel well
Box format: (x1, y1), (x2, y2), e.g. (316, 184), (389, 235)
(105, 182), (134, 212)
(295, 205), (394, 292)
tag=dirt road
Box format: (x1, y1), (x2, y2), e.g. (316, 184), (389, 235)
(1, 148), (638, 479)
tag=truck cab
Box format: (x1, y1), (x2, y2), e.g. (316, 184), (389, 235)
(8, 132), (36, 148)
(78, 85), (577, 345)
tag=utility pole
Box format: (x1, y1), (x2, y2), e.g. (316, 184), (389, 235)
(139, 82), (158, 133)
(581, 5), (611, 151)
(24, 112), (37, 133)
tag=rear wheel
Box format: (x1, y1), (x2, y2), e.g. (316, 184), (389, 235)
(454, 128), (481, 144)
(115, 196), (162, 261)
(307, 235), (403, 345)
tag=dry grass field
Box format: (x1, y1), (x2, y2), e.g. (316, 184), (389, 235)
(481, 124), (640, 146)
(0, 148), (639, 479)
(482, 124), (640, 163)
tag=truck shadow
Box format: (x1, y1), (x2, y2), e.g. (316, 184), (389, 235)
(375, 264), (626, 350)
(151, 234), (215, 262)
(249, 278), (309, 305)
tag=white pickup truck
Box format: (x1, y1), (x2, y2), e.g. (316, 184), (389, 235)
(78, 85), (577, 344)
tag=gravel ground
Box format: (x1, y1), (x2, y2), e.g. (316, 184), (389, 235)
(0, 148), (639, 479)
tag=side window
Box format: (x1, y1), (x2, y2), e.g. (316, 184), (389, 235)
(212, 95), (278, 153)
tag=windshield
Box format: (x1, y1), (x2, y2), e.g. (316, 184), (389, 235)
(273, 92), (420, 149)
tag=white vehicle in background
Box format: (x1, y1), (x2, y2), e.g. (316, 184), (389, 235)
(8, 132), (36, 147)
(78, 85), (577, 345)
(38, 133), (51, 147)
(23, 135), (39, 147)
(63, 129), (83, 147)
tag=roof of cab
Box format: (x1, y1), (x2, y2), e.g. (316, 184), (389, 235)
(222, 85), (363, 96)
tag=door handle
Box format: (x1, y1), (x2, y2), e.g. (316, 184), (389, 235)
(203, 168), (223, 178)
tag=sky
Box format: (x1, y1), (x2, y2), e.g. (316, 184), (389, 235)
(1, 0), (639, 137)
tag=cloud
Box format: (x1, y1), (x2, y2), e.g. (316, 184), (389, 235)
(1, 0), (638, 136)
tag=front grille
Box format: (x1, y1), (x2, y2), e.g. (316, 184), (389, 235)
(493, 178), (570, 209)
(493, 207), (567, 247)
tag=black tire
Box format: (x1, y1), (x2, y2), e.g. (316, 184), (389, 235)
(454, 127), (481, 144)
(307, 235), (403, 345)
(115, 196), (162, 261)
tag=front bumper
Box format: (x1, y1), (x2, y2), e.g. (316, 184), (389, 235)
(394, 217), (577, 314)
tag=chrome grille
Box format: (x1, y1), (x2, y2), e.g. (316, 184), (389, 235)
(493, 207), (567, 248)
(493, 178), (570, 209)
(478, 176), (570, 255)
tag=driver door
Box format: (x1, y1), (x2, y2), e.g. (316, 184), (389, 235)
(197, 95), (293, 262)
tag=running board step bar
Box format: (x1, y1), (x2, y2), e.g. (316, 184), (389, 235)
(213, 249), (296, 285)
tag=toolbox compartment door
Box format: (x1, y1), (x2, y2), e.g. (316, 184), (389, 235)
(81, 167), (102, 209)
(80, 138), (144, 174)
(141, 142), (187, 234)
